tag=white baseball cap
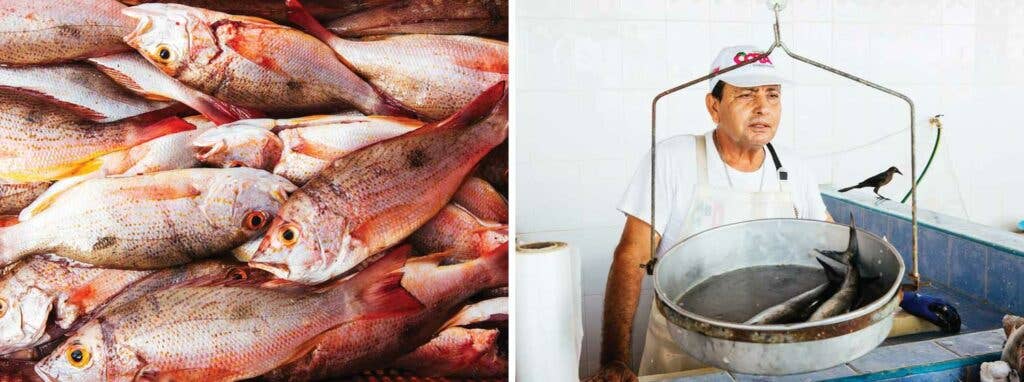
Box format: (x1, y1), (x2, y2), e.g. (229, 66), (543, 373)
(709, 45), (784, 91)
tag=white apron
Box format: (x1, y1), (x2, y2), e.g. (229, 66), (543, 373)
(638, 134), (798, 376)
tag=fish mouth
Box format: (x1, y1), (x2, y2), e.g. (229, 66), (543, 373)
(34, 363), (57, 382)
(248, 261), (290, 279)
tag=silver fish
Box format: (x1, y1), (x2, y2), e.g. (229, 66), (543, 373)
(808, 214), (861, 321)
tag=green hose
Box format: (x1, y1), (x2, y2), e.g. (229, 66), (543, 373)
(901, 124), (941, 203)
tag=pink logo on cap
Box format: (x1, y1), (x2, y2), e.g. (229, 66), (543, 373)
(733, 51), (773, 65)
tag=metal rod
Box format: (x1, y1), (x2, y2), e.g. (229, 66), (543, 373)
(647, 4), (920, 290)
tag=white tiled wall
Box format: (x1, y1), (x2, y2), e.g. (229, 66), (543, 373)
(516, 0), (1024, 378)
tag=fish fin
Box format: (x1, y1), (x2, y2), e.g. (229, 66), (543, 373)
(349, 204), (424, 245)
(453, 51), (508, 75)
(0, 86), (108, 122)
(409, 81), (507, 136)
(342, 245), (424, 319)
(353, 271), (424, 321)
(118, 183), (201, 202)
(285, 0), (343, 49)
(89, 59), (174, 102)
(0, 215), (17, 228)
(286, 134), (336, 160)
(283, 0), (420, 120)
(19, 173), (103, 221)
(816, 258), (844, 284)
(129, 116), (197, 147)
(187, 91), (265, 125)
(215, 20), (291, 77)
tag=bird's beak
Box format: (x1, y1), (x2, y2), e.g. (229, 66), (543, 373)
(896, 169), (903, 175)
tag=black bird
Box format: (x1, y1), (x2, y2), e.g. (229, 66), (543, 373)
(839, 166), (902, 199)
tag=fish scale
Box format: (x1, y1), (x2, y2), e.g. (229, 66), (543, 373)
(250, 82), (507, 284)
(0, 259), (152, 355)
(0, 182), (50, 215)
(287, 0), (507, 121)
(0, 64), (173, 124)
(263, 244), (508, 381)
(325, 0), (508, 38)
(123, 4), (412, 117)
(0, 95), (194, 183)
(35, 247), (422, 381)
(0, 0), (133, 65)
(274, 115), (425, 185)
(0, 168), (296, 270)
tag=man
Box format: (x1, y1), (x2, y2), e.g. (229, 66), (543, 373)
(586, 45), (833, 381)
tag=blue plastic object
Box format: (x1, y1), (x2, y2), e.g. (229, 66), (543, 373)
(900, 291), (962, 333)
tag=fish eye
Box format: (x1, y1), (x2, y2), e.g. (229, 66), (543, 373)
(154, 44), (175, 63)
(227, 268), (248, 281)
(243, 211), (268, 230)
(65, 344), (91, 369)
(280, 225), (299, 246)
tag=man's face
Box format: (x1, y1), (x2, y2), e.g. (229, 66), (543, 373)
(706, 83), (782, 148)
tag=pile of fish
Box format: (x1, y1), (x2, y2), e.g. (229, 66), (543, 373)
(744, 215), (880, 325)
(0, 0), (508, 381)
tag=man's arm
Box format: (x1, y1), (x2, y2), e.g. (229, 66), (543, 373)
(592, 215), (661, 379)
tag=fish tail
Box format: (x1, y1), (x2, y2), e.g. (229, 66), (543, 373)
(129, 116), (196, 146)
(285, 0), (339, 46)
(846, 212), (859, 259)
(414, 82), (507, 135)
(340, 245), (424, 320)
(285, 0), (420, 119)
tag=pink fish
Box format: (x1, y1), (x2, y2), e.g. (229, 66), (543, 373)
(250, 82), (508, 284)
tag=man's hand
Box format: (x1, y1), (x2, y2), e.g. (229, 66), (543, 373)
(584, 360), (638, 382)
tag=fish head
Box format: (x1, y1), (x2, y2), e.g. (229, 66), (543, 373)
(123, 4), (221, 78)
(219, 169), (298, 236)
(192, 122), (283, 171)
(249, 212), (329, 284)
(0, 277), (53, 354)
(35, 324), (108, 382)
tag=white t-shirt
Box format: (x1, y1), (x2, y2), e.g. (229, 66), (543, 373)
(617, 130), (829, 256)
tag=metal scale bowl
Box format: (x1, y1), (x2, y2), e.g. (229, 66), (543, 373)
(645, 0), (921, 374)
(653, 219), (904, 374)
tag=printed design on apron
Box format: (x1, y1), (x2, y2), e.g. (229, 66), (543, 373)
(638, 133), (797, 376)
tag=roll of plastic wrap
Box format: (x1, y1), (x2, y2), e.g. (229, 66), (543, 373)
(515, 241), (583, 381)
